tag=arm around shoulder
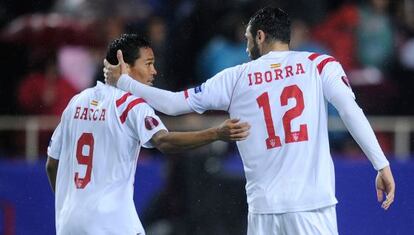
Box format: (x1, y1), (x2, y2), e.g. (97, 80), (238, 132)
(118, 75), (192, 116)
(150, 129), (219, 154)
(150, 118), (250, 154)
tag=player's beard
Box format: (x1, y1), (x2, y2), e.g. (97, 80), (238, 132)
(249, 40), (261, 60)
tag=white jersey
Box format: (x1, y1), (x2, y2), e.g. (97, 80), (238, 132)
(47, 82), (166, 234)
(185, 51), (356, 214)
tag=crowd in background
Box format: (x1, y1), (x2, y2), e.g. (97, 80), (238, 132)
(0, 0), (413, 157)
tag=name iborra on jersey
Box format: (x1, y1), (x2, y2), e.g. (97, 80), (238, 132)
(74, 106), (106, 122)
(248, 63), (305, 86)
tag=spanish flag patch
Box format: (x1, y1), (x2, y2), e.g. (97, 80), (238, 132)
(270, 63), (281, 69)
(91, 100), (99, 106)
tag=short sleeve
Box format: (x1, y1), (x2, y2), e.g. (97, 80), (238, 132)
(124, 103), (167, 148)
(47, 120), (64, 159)
(187, 65), (242, 113)
(321, 61), (355, 103)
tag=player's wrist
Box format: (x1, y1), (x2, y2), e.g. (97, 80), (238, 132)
(378, 165), (391, 175)
(210, 127), (221, 141)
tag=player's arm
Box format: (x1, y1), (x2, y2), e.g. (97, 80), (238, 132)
(151, 118), (250, 154)
(45, 101), (73, 194)
(119, 74), (191, 115)
(321, 59), (395, 210)
(329, 91), (395, 210)
(45, 156), (59, 193)
(105, 50), (238, 115)
(104, 50), (191, 116)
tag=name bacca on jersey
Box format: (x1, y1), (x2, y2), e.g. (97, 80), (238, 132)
(73, 106), (106, 121)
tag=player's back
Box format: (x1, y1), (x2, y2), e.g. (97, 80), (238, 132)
(229, 51), (339, 213)
(52, 82), (148, 234)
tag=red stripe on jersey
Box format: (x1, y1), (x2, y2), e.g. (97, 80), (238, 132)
(184, 89), (189, 99)
(116, 92), (132, 107)
(317, 57), (336, 74)
(308, 53), (321, 61)
(120, 98), (146, 123)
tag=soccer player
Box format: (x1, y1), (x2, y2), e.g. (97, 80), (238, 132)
(104, 7), (395, 235)
(45, 34), (250, 235)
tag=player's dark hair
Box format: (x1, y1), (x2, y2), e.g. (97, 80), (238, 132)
(106, 34), (151, 66)
(248, 7), (291, 44)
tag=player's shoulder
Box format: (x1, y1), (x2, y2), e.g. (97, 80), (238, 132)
(299, 51), (341, 75)
(115, 90), (150, 122)
(66, 83), (102, 106)
(74, 82), (109, 99)
(302, 51), (337, 64)
(114, 89), (151, 110)
(114, 90), (146, 108)
(222, 60), (262, 78)
(215, 62), (246, 76)
(98, 82), (146, 110)
(62, 86), (89, 113)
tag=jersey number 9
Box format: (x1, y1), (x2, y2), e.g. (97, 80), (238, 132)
(74, 133), (94, 189)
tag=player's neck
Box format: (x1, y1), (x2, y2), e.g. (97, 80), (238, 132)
(262, 42), (290, 54)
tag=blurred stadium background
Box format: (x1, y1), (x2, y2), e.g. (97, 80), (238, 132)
(0, 0), (413, 234)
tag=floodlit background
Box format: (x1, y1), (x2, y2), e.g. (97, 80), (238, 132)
(0, 0), (413, 234)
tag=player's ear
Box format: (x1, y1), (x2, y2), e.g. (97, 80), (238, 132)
(256, 30), (266, 44)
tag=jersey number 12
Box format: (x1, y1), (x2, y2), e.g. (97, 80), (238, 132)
(257, 85), (308, 149)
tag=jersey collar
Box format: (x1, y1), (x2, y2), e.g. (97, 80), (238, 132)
(260, 50), (293, 59)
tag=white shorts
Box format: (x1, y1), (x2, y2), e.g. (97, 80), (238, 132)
(247, 206), (338, 235)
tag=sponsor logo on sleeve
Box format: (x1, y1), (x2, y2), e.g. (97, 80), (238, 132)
(341, 76), (351, 88)
(145, 116), (159, 130)
(194, 85), (202, 94)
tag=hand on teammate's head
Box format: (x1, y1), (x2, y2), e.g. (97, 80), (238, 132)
(103, 50), (127, 87)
